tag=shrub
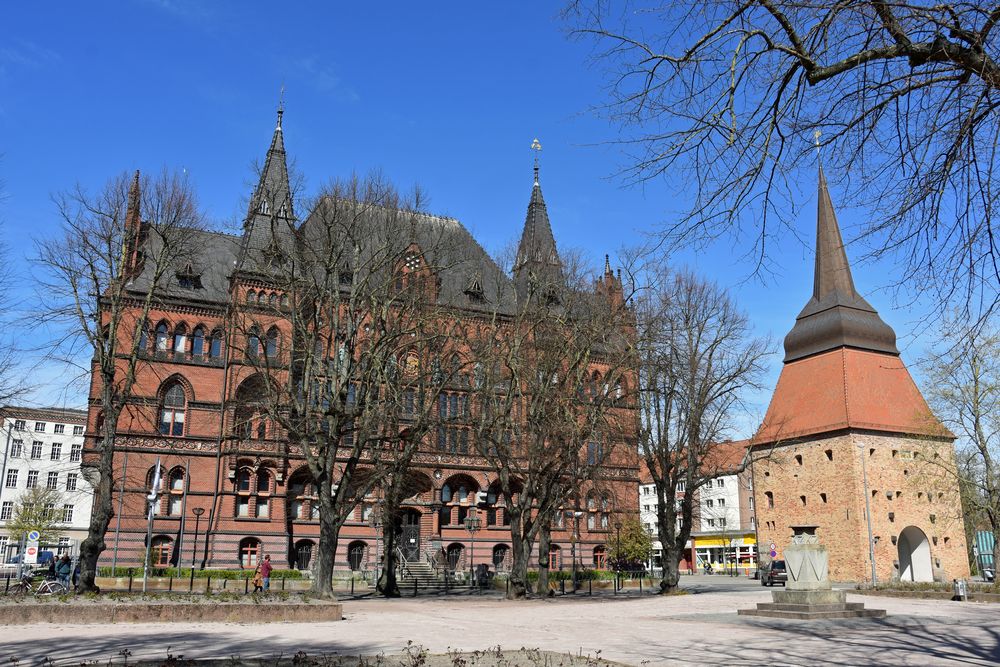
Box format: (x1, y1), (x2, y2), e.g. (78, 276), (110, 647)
(97, 567), (305, 580)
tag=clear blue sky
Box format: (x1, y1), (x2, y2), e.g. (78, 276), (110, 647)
(0, 1), (937, 427)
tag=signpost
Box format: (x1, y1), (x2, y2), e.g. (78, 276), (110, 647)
(769, 542), (777, 559)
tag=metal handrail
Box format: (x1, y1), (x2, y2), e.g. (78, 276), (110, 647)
(394, 546), (411, 578)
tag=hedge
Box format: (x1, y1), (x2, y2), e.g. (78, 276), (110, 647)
(97, 567), (305, 580)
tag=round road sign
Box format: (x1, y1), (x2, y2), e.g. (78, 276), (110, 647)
(27, 530), (40, 542)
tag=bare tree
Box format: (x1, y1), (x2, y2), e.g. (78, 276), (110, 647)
(5, 487), (66, 547)
(570, 1), (1000, 314)
(470, 253), (634, 599)
(923, 320), (1000, 573)
(633, 261), (769, 593)
(235, 173), (460, 598)
(34, 169), (206, 592)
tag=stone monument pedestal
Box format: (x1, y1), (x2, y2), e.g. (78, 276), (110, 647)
(738, 526), (885, 620)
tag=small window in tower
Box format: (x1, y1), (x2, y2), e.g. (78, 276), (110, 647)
(869, 448), (875, 456)
(820, 493), (827, 503)
(765, 491), (774, 509)
(794, 454), (802, 465)
(892, 449), (898, 458)
(799, 495), (806, 506)
(825, 449), (833, 461)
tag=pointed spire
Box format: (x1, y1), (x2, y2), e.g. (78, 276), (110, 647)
(514, 142), (562, 300)
(604, 254), (613, 276)
(813, 167), (857, 302)
(237, 108), (297, 274)
(783, 168), (898, 362)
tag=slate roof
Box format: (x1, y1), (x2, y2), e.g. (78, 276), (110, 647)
(783, 168), (898, 362)
(127, 227), (241, 306)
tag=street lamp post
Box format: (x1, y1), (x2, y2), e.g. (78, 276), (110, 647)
(464, 511), (481, 588)
(566, 510), (584, 593)
(614, 520), (622, 592)
(191, 507), (205, 569)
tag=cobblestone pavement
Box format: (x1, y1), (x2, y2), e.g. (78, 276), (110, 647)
(1, 584), (998, 666)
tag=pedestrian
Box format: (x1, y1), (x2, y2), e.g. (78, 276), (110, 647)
(251, 561), (263, 593)
(261, 554), (273, 591)
(55, 554), (72, 588)
(72, 561), (80, 590)
(46, 557), (56, 580)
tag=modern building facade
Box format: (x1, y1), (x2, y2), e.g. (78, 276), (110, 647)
(0, 407), (93, 560)
(85, 110), (640, 574)
(639, 443), (757, 574)
(749, 169), (970, 583)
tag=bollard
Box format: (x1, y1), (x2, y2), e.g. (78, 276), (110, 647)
(506, 577), (509, 595)
(128, 569), (134, 593)
(413, 578), (418, 597)
(168, 576), (173, 592)
(190, 569), (195, 592)
(351, 578), (355, 596)
(207, 575), (212, 593)
(560, 579), (565, 595)
(4, 575), (9, 594)
(639, 577), (642, 594)
(589, 577), (592, 596)
(281, 577), (285, 591)
(245, 577), (249, 594)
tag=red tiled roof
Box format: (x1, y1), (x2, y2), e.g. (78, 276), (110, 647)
(752, 348), (949, 445)
(637, 439), (749, 484)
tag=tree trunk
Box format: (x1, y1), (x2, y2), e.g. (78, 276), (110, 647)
(378, 518), (400, 597)
(507, 523), (532, 599)
(312, 509), (339, 599)
(77, 410), (118, 593)
(659, 548), (682, 593)
(536, 527), (552, 596)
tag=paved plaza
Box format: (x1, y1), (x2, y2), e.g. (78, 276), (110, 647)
(1, 578), (998, 666)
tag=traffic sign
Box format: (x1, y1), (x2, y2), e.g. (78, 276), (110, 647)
(24, 542), (39, 564)
(769, 550), (777, 558)
(769, 542), (776, 550)
(27, 530), (40, 542)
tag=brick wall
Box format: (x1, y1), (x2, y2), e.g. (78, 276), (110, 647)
(752, 432), (969, 583)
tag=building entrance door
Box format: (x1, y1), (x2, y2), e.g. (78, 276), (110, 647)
(400, 509), (421, 561)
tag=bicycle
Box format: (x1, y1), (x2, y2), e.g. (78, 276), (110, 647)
(7, 574), (69, 597)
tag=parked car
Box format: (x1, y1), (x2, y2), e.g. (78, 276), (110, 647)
(983, 567), (995, 583)
(760, 560), (787, 587)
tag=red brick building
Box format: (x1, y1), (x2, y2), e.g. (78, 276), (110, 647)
(86, 111), (639, 574)
(750, 169), (969, 583)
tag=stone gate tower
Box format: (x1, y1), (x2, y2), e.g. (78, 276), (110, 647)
(750, 169), (970, 583)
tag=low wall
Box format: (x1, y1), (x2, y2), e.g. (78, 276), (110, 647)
(0, 601), (342, 625)
(855, 588), (1000, 603)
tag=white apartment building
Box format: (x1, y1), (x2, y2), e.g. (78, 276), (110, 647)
(639, 464), (758, 574)
(0, 407), (93, 560)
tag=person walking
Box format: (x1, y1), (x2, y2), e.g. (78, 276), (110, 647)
(261, 554), (273, 591)
(55, 555), (72, 588)
(251, 561), (264, 593)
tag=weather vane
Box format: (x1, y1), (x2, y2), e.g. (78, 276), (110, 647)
(531, 138), (542, 183)
(814, 129), (821, 155)
(277, 83), (286, 128)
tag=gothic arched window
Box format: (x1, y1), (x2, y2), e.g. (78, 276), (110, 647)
(155, 323), (169, 352)
(191, 326), (205, 356)
(159, 382), (186, 436)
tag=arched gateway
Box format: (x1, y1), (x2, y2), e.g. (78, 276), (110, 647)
(897, 525), (933, 582)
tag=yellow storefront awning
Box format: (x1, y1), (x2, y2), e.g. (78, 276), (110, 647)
(694, 534), (756, 548)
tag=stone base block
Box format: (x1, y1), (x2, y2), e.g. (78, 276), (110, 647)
(771, 589), (847, 605)
(738, 588), (886, 620)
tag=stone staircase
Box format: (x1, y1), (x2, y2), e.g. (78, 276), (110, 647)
(370, 560), (480, 596)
